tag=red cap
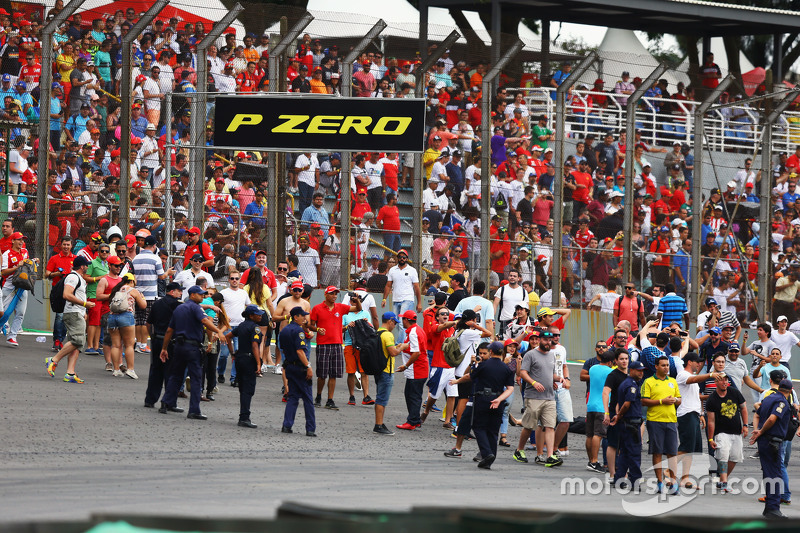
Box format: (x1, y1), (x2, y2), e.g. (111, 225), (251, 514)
(0, 9), (10, 15)
(111, 149), (120, 157)
(136, 74), (146, 83)
(215, 177), (225, 182)
(131, 181), (144, 188)
(310, 222), (320, 229)
(236, 151), (250, 159)
(214, 161), (223, 167)
(504, 338), (519, 347)
(745, 182), (754, 188)
(51, 184), (62, 193)
(10, 231), (24, 239)
(188, 226), (201, 235)
(131, 136), (142, 144)
(19, 20), (31, 26)
(125, 234), (136, 245)
(400, 310), (417, 320)
(660, 186), (672, 197)
(324, 285), (339, 294)
(107, 255), (123, 265)
(291, 280), (304, 290)
(397, 249), (409, 257)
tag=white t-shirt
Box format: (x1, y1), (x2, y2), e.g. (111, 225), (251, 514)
(552, 344), (567, 390)
(9, 149), (26, 185)
(676, 369), (701, 416)
(747, 338), (776, 363)
(142, 77), (161, 110)
(63, 271), (87, 316)
(387, 264), (419, 302)
(771, 330), (799, 363)
(219, 287), (251, 327)
(724, 357), (749, 391)
(341, 289), (376, 319)
(596, 291), (618, 314)
(364, 160), (384, 189)
(173, 269), (215, 300)
(295, 247), (320, 287)
(455, 328), (483, 377)
(295, 154), (316, 187)
(497, 284), (526, 321)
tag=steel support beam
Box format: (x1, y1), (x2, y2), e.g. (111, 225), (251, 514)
(552, 51), (597, 304)
(340, 20), (387, 288)
(119, 0), (169, 234)
(480, 40), (523, 290)
(36, 0), (85, 265)
(689, 74), (734, 322)
(623, 63), (667, 284)
(419, 0), (429, 62)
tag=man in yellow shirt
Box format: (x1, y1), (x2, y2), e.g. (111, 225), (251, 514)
(642, 356), (682, 494)
(423, 136), (443, 180)
(373, 313), (408, 436)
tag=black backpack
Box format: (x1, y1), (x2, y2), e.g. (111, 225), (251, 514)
(351, 320), (386, 376)
(50, 272), (82, 313)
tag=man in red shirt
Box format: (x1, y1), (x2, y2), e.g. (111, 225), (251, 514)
(1, 232), (31, 346)
(182, 227), (214, 269)
(241, 249), (277, 292)
(18, 52), (41, 90)
(574, 217), (594, 248)
(351, 190), (373, 221)
(0, 219), (14, 253)
(236, 61), (258, 93)
(309, 286), (361, 410)
(570, 160), (593, 217)
(396, 310), (428, 430)
(45, 236), (75, 351)
(650, 226), (672, 285)
(377, 192), (401, 253)
(786, 146), (800, 174)
(613, 283), (645, 330)
(490, 227), (511, 277)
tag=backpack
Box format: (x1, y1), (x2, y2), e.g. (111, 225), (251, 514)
(350, 320), (385, 376)
(617, 294), (642, 317)
(12, 259), (37, 294)
(110, 286), (130, 314)
(442, 329), (465, 368)
(493, 191), (508, 211)
(50, 272), (82, 313)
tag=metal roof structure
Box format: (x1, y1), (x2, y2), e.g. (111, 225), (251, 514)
(420, 0), (800, 37)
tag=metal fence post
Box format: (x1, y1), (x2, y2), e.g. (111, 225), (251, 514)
(622, 64), (667, 285)
(191, 4), (244, 231)
(35, 0), (85, 266)
(552, 52), (596, 302)
(340, 20), (387, 289)
(164, 93), (173, 255)
(119, 0), (169, 234)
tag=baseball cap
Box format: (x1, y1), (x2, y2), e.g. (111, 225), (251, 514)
(73, 256), (90, 269)
(190, 253), (205, 262)
(728, 342), (740, 352)
(187, 226), (201, 235)
(187, 285), (208, 296)
(515, 301), (530, 310)
(397, 249), (408, 257)
(243, 304), (266, 317)
(382, 311), (399, 323)
(777, 315), (789, 322)
(324, 285), (339, 294)
(143, 235), (157, 247)
(290, 306), (309, 317)
(709, 327), (721, 335)
(400, 310), (418, 321)
(628, 361), (644, 370)
(779, 379), (794, 391)
(165, 281), (182, 292)
(504, 338), (519, 347)
(536, 307), (556, 318)
(107, 255), (123, 265)
(10, 231), (24, 239)
(488, 341), (504, 353)
(290, 280), (304, 290)
(705, 297), (718, 306)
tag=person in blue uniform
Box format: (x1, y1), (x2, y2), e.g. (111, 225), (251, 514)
(460, 340), (515, 469)
(280, 306), (317, 436)
(158, 285), (227, 420)
(222, 304), (265, 428)
(144, 282), (183, 408)
(611, 360), (645, 489)
(750, 378), (794, 519)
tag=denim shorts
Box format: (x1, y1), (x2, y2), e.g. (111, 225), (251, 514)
(555, 387), (574, 423)
(374, 371), (394, 406)
(107, 311), (135, 330)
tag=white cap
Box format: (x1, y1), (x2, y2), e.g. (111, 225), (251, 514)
(671, 218), (687, 227)
(439, 280), (450, 288)
(515, 300), (530, 310)
(777, 315), (788, 323)
(544, 147), (553, 153)
(609, 190), (623, 198)
(146, 123), (156, 130)
(435, 81), (446, 90)
(726, 180), (736, 188)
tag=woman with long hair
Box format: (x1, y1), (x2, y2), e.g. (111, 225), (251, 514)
(452, 309), (493, 427)
(202, 291), (231, 401)
(243, 268), (276, 370)
(499, 338), (524, 446)
(106, 273), (146, 379)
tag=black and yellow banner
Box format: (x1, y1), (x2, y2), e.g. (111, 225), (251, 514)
(214, 95), (426, 153)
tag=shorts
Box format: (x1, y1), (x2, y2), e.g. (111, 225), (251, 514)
(87, 298), (103, 326)
(135, 300), (153, 326)
(427, 367), (457, 400)
(344, 345), (364, 374)
(714, 432), (743, 463)
(522, 398), (557, 429)
(606, 423), (621, 449)
(107, 311), (135, 330)
(646, 420), (679, 456)
(374, 371), (394, 406)
(63, 312), (86, 349)
(102, 314), (112, 346)
(586, 412), (607, 438)
(457, 380), (472, 399)
(403, 152), (414, 167)
(555, 388), (574, 423)
(677, 412), (703, 453)
(316, 343), (344, 379)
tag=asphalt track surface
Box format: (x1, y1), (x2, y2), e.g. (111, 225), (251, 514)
(3, 335), (800, 524)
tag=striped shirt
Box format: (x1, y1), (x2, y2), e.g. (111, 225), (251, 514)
(657, 293), (688, 326)
(131, 249), (164, 301)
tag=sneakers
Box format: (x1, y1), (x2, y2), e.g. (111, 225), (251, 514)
(105, 362), (113, 371)
(314, 395), (322, 407)
(396, 422), (420, 430)
(218, 375), (225, 383)
(63, 373), (84, 383)
(84, 348), (97, 356)
(373, 424), (395, 435)
(52, 339), (62, 352)
(7, 337), (18, 347)
(125, 369), (138, 379)
(348, 396), (356, 406)
(512, 449), (528, 463)
(46, 357), (57, 377)
(324, 399), (339, 410)
(112, 370), (123, 377)
(273, 365), (282, 375)
(545, 455), (563, 467)
(750, 451), (760, 459)
(431, 404), (442, 412)
(534, 455), (547, 465)
(260, 363), (269, 374)
(362, 395), (375, 405)
(444, 448), (462, 458)
(135, 343), (146, 353)
(586, 461), (604, 473)
(119, 364), (127, 373)
(211, 386), (219, 394)
(556, 449), (570, 457)
(185, 376), (191, 393)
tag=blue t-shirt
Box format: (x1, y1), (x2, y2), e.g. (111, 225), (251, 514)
(587, 364), (613, 413)
(342, 309), (370, 346)
(49, 96), (62, 130)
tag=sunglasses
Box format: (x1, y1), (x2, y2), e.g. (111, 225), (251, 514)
(596, 345), (607, 349)
(291, 288), (303, 292)
(277, 267), (288, 271)
(229, 276), (240, 281)
(709, 332), (719, 336)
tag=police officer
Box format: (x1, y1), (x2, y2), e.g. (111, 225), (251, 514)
(280, 306), (317, 436)
(750, 378), (794, 519)
(465, 340), (515, 470)
(223, 304), (264, 428)
(158, 285), (227, 420)
(612, 360), (645, 490)
(144, 281), (183, 408)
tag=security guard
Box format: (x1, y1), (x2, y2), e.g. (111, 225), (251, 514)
(158, 285), (227, 420)
(280, 306), (317, 436)
(612, 360), (645, 489)
(751, 378), (794, 519)
(223, 304), (264, 428)
(144, 281), (183, 408)
(469, 340), (515, 470)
